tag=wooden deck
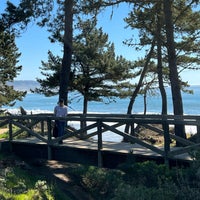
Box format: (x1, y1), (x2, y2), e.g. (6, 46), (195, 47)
(1, 114), (199, 167)
(10, 136), (193, 164)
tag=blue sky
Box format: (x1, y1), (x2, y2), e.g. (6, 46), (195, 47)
(1, 1), (200, 85)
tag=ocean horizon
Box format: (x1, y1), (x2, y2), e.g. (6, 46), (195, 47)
(3, 85), (200, 115)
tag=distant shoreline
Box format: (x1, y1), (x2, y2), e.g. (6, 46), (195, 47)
(10, 80), (200, 92)
(8, 80), (39, 92)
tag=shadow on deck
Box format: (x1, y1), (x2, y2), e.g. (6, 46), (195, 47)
(0, 137), (192, 168)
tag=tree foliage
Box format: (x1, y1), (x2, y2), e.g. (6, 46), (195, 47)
(73, 19), (136, 113)
(34, 18), (136, 114)
(0, 31), (26, 107)
(83, 0), (199, 141)
(33, 51), (61, 96)
(0, 2), (28, 108)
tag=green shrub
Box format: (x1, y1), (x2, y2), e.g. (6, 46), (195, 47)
(81, 166), (123, 199)
(0, 167), (27, 194)
(118, 161), (171, 187)
(112, 183), (177, 200)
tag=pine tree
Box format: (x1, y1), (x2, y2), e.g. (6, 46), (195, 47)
(0, 31), (25, 108)
(84, 0), (200, 142)
(73, 19), (135, 114)
(123, 0), (200, 140)
(33, 51), (61, 96)
(34, 19), (136, 114)
(0, 1), (33, 109)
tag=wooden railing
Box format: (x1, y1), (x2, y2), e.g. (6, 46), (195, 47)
(1, 114), (200, 166)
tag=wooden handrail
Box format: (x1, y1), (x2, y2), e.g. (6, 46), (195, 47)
(1, 114), (200, 166)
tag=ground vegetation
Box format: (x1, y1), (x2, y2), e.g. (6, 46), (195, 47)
(1, 151), (200, 200)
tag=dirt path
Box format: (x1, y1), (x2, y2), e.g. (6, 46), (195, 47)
(27, 159), (93, 200)
(0, 128), (8, 134)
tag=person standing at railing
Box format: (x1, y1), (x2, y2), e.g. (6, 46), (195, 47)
(54, 99), (68, 144)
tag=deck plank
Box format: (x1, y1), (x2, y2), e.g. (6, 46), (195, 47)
(11, 137), (192, 162)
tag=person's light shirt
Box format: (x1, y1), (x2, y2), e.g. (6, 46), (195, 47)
(54, 105), (68, 118)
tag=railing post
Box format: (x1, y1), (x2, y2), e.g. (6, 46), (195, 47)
(47, 117), (52, 160)
(41, 120), (44, 135)
(130, 122), (135, 137)
(80, 114), (87, 138)
(197, 127), (200, 143)
(163, 118), (170, 166)
(97, 120), (103, 168)
(197, 119), (200, 143)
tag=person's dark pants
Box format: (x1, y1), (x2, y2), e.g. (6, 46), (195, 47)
(56, 120), (66, 139)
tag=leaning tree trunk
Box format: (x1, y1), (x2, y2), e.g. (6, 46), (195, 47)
(163, 0), (186, 144)
(59, 0), (73, 105)
(124, 39), (156, 136)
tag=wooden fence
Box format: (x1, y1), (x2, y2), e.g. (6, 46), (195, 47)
(1, 113), (200, 166)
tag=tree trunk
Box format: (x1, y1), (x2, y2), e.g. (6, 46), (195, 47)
(143, 91), (147, 115)
(124, 39), (155, 135)
(163, 0), (186, 143)
(80, 93), (88, 138)
(156, 6), (167, 115)
(83, 95), (88, 115)
(59, 0), (73, 105)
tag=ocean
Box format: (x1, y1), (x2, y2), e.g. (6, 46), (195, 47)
(3, 85), (200, 115)
(2, 85), (200, 141)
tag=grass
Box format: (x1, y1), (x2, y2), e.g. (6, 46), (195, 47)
(0, 154), (72, 200)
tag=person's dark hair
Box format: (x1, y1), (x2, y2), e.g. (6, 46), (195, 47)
(59, 99), (64, 103)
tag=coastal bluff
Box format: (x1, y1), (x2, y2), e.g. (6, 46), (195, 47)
(8, 80), (39, 92)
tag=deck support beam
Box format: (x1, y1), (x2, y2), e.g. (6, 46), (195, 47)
(47, 118), (52, 160)
(97, 120), (103, 168)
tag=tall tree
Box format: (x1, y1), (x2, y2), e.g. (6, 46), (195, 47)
(1, 0), (72, 105)
(32, 0), (97, 105)
(163, 0), (185, 141)
(156, 3), (168, 115)
(0, 31), (26, 108)
(34, 19), (136, 115)
(124, 0), (199, 140)
(59, 0), (73, 104)
(0, 1), (29, 109)
(85, 0), (200, 141)
(27, 0), (73, 105)
(73, 19), (135, 114)
(123, 2), (170, 136)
